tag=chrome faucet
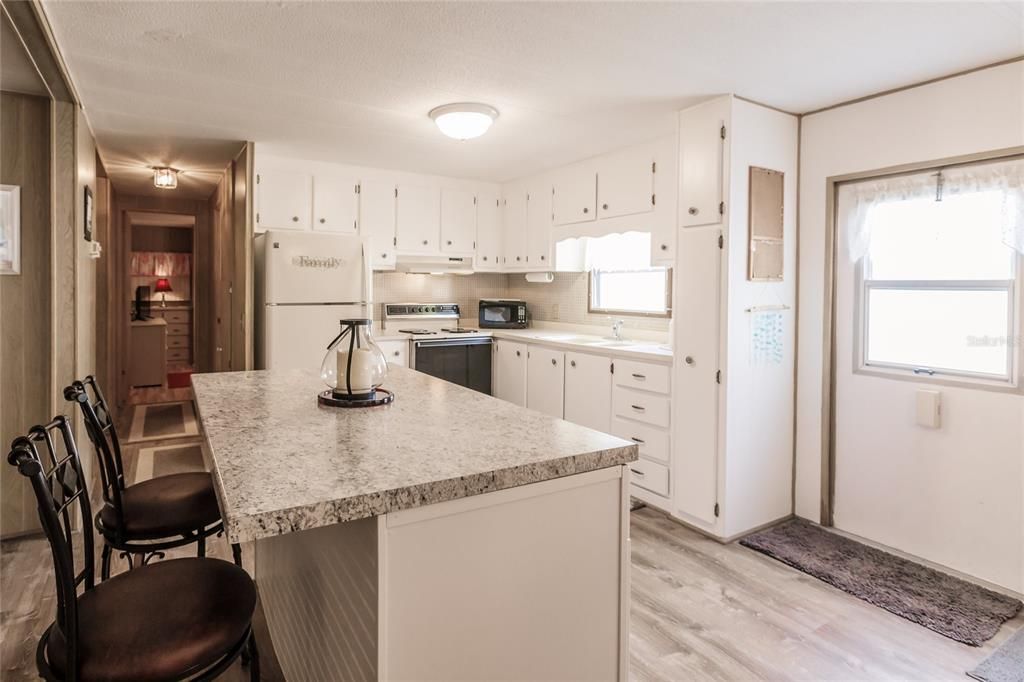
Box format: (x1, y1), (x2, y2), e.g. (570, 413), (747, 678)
(612, 319), (625, 341)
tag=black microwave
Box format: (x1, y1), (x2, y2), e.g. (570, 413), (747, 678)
(479, 299), (528, 329)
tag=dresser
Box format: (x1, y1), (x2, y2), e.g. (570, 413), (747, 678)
(153, 306), (193, 365)
(130, 318), (167, 387)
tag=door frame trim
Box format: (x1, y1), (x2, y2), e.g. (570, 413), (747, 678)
(819, 145), (1024, 526)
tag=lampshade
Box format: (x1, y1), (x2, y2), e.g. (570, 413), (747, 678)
(154, 278), (173, 293)
(153, 167), (178, 189)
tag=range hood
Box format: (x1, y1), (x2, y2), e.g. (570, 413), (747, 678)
(394, 254), (476, 275)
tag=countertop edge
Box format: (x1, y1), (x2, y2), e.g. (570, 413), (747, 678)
(220, 444), (638, 543)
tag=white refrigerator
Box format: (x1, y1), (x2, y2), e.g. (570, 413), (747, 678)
(255, 230), (372, 371)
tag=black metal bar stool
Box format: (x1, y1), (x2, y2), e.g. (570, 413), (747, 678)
(64, 376), (242, 579)
(8, 415), (259, 681)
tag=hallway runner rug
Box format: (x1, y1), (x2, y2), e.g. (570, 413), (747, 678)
(126, 401), (199, 443)
(134, 443), (207, 484)
(740, 518), (1021, 646)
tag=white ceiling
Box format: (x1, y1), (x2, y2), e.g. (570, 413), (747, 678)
(42, 1), (1024, 199)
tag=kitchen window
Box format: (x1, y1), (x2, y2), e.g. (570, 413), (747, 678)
(585, 231), (671, 316)
(847, 158), (1024, 383)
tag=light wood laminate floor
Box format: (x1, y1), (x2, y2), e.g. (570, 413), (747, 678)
(3, 460), (1021, 680)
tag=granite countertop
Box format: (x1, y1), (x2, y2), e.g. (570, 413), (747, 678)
(192, 367), (637, 543)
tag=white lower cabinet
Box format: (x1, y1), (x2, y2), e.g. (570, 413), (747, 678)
(564, 351), (612, 432)
(610, 417), (669, 465)
(627, 457), (670, 497)
(493, 340), (528, 406)
(378, 340), (408, 368)
(526, 346), (564, 418)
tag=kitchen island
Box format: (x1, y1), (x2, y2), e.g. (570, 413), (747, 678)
(192, 366), (637, 681)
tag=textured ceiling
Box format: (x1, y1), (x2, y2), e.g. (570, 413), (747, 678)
(42, 1), (1024, 199)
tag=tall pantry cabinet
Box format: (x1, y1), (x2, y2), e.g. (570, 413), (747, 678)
(671, 95), (798, 539)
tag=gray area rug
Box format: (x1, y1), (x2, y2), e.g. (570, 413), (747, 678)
(969, 627), (1024, 682)
(740, 519), (1022, 646)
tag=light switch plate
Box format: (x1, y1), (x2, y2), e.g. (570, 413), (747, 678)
(916, 389), (941, 428)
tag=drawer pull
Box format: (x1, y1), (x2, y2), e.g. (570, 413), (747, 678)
(630, 468), (645, 477)
(631, 373), (646, 380)
(631, 404), (646, 412)
(631, 437), (645, 444)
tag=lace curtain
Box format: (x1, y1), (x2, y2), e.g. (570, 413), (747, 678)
(843, 158), (1024, 262)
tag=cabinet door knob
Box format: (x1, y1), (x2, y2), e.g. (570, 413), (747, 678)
(660, 244), (668, 251)
(540, 255), (546, 261)
(570, 360), (576, 368)
(381, 253), (388, 258)
(515, 350), (521, 357)
(516, 256), (521, 261)
(446, 240), (452, 245)
(292, 216), (299, 222)
(393, 351), (400, 357)
(583, 207), (589, 214)
(319, 218), (326, 224)
(685, 356), (695, 365)
(422, 240), (429, 245)
(688, 207), (699, 216)
(483, 256), (488, 261)
(602, 203), (609, 210)
(551, 358), (557, 366)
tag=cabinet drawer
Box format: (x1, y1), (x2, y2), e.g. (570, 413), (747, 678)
(614, 359), (670, 395)
(628, 458), (669, 496)
(162, 311), (190, 324)
(613, 387), (670, 428)
(166, 336), (189, 349)
(167, 349), (190, 361)
(378, 340), (409, 368)
(166, 324), (190, 337)
(611, 417), (670, 464)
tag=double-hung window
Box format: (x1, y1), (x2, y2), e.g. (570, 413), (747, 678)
(849, 159), (1024, 384)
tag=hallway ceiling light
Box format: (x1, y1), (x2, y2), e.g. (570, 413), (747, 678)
(428, 103), (498, 140)
(152, 167), (179, 189)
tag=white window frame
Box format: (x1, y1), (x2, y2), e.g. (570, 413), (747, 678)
(856, 240), (1021, 388)
(588, 267), (673, 318)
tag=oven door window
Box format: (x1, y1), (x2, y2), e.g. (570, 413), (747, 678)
(482, 306), (512, 324)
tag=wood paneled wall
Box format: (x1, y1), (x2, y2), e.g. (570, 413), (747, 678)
(0, 91), (52, 536)
(131, 225), (193, 253)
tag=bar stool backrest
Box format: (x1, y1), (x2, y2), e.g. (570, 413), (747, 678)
(64, 376), (128, 536)
(8, 415), (96, 680)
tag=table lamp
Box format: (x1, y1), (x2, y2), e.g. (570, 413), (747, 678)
(154, 278), (172, 307)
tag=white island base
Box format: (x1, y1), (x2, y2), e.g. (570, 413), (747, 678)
(255, 466), (631, 681)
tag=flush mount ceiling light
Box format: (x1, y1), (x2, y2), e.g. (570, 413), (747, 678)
(152, 167), (179, 189)
(428, 103), (499, 140)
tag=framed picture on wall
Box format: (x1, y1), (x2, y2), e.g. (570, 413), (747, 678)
(84, 184), (94, 242)
(0, 184), (21, 275)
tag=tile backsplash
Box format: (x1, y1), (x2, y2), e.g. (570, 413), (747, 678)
(373, 272), (670, 333)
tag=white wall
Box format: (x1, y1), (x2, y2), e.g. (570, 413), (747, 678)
(796, 62), (1024, 590)
(721, 100), (799, 537)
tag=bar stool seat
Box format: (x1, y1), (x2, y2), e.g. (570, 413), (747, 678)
(45, 558), (256, 681)
(98, 472), (220, 540)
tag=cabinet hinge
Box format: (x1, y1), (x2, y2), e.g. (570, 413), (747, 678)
(610, 362), (615, 374)
(719, 201), (725, 215)
(496, 199), (500, 207)
(526, 193), (530, 201)
(651, 161), (656, 173)
(714, 503), (720, 517)
(394, 188), (398, 198)
(473, 196), (477, 205)
(393, 237), (397, 246)
(256, 174), (260, 184)
(473, 241), (476, 249)
(355, 184), (360, 194)
(720, 125), (726, 140)
(256, 212), (260, 224)
(353, 219), (357, 230)
(718, 234), (724, 249)
(716, 370), (721, 384)
(651, 193), (656, 206)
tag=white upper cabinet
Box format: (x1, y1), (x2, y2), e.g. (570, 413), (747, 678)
(552, 166), (596, 226)
(256, 170), (312, 231)
(359, 180), (397, 269)
(396, 185), (441, 254)
(440, 189), (477, 255)
(679, 96), (730, 228)
(502, 192), (528, 269)
(597, 146), (655, 220)
(312, 175), (359, 233)
(526, 346), (565, 419)
(526, 185), (552, 268)
(564, 351), (612, 433)
(475, 193), (502, 271)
